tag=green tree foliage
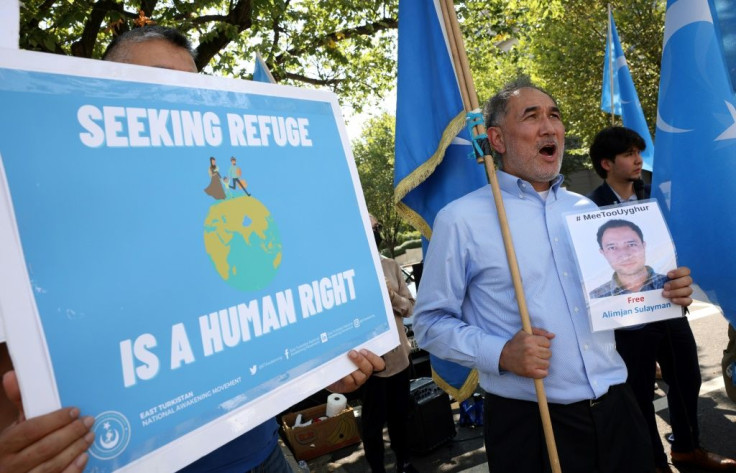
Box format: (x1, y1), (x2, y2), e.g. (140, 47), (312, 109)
(347, 1), (665, 248)
(352, 113), (406, 258)
(18, 0), (398, 112)
(526, 1), (665, 152)
(18, 0), (668, 239)
(457, 0), (665, 169)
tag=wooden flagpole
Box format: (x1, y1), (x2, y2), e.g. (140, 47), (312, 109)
(608, 4), (615, 125)
(439, 1), (562, 471)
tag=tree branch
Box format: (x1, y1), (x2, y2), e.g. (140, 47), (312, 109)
(71, 0), (127, 57)
(280, 71), (343, 87)
(274, 17), (397, 66)
(174, 14), (230, 24)
(194, 0), (254, 71)
(261, 0), (292, 81)
(140, 0), (159, 17)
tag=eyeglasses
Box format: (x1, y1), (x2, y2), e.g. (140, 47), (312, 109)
(602, 241), (642, 254)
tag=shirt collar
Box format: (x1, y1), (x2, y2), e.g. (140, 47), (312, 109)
(497, 170), (564, 200)
(605, 181), (638, 203)
(612, 266), (656, 290)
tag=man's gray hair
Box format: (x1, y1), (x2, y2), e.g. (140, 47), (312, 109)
(483, 77), (557, 130)
(102, 25), (196, 63)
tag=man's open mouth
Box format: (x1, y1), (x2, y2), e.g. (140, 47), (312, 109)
(539, 143), (557, 156)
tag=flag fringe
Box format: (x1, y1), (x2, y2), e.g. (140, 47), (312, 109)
(431, 366), (479, 404)
(393, 110), (467, 239)
(395, 201), (433, 240)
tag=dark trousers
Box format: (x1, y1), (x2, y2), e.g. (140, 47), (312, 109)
(483, 384), (655, 473)
(615, 317), (701, 467)
(230, 177), (249, 195)
(361, 367), (410, 473)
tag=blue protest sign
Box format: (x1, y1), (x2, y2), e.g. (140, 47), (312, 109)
(0, 49), (397, 472)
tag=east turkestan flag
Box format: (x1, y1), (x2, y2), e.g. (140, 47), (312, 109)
(601, 10), (656, 171)
(394, 0), (487, 402)
(652, 0), (736, 325)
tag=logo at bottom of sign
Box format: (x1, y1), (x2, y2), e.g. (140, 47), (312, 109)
(89, 411), (132, 460)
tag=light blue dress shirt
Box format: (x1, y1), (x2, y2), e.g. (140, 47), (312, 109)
(413, 170), (627, 404)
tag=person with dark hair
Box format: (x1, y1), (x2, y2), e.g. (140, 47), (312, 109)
(204, 156), (226, 200)
(0, 25), (386, 473)
(596, 218), (643, 245)
(589, 219), (668, 299)
(587, 126), (649, 204)
(587, 127), (736, 472)
(102, 25), (197, 73)
(413, 77), (694, 473)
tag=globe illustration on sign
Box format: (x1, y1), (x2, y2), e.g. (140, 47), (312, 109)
(204, 196), (282, 291)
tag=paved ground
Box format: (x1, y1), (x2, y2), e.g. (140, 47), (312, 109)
(280, 299), (735, 472)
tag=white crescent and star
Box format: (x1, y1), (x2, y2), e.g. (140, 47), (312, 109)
(451, 137), (471, 146)
(614, 55), (627, 73)
(662, 0), (712, 50)
(657, 110), (692, 133)
(99, 429), (120, 450)
(657, 0), (736, 143)
(716, 102), (736, 141)
(612, 55), (632, 104)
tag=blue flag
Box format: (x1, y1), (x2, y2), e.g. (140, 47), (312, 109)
(714, 0), (736, 89)
(252, 52), (276, 84)
(601, 10), (655, 172)
(394, 0), (486, 401)
(652, 0), (736, 326)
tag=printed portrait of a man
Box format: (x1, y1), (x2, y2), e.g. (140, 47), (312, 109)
(589, 219), (668, 299)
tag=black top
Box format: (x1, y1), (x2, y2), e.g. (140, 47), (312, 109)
(586, 179), (650, 206)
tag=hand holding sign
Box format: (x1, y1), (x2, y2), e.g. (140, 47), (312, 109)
(0, 371), (94, 473)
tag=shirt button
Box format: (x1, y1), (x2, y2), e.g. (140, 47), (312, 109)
(584, 344), (589, 350)
(563, 272), (568, 277)
(574, 307), (579, 312)
(554, 237), (559, 242)
(593, 380), (599, 386)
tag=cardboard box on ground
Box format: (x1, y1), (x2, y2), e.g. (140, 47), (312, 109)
(281, 403), (361, 461)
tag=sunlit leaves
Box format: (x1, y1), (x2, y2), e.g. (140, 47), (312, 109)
(352, 113), (406, 256)
(457, 0), (665, 167)
(17, 0), (398, 111)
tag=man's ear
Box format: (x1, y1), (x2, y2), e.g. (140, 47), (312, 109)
(601, 158), (614, 172)
(488, 127), (506, 155)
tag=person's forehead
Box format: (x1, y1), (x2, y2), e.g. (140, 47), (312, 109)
(507, 87), (557, 113)
(124, 39), (197, 72)
(602, 226), (640, 241)
(617, 146), (641, 155)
